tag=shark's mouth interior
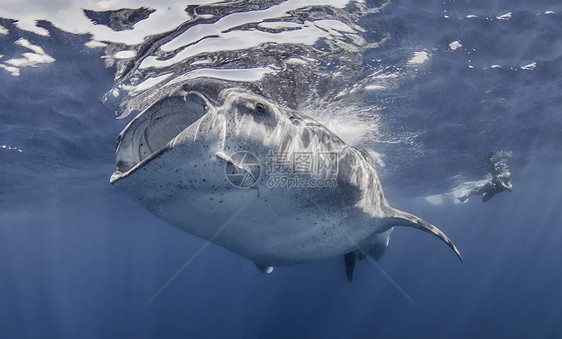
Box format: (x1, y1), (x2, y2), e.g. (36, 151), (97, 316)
(114, 93), (208, 175)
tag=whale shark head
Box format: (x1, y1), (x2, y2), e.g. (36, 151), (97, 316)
(111, 77), (340, 183)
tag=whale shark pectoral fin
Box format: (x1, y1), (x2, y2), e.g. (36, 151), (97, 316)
(255, 263), (274, 274)
(344, 252), (356, 282)
(388, 208), (463, 263)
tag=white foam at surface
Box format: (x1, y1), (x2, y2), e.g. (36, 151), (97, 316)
(154, 0), (357, 64)
(0, 64), (20, 76)
(85, 40), (107, 49)
(0, 24), (8, 35)
(0, 38), (55, 76)
(190, 59), (211, 66)
(14, 20), (50, 36)
(312, 103), (385, 168)
(0, 0), (190, 43)
(313, 19), (356, 33)
(408, 51), (429, 65)
(496, 12), (512, 20)
(521, 62), (536, 70)
(258, 21), (302, 30)
(156, 0), (354, 53)
(364, 84), (386, 90)
(167, 67), (276, 86)
(449, 41), (462, 51)
(0, 144), (24, 152)
(140, 24), (330, 70)
(0, 0), (358, 85)
(372, 73), (398, 79)
(309, 105), (381, 164)
(114, 50), (137, 59)
(131, 73), (173, 93)
(425, 194), (446, 205)
(0, 0), (355, 45)
(285, 58), (308, 65)
(322, 117), (373, 146)
(16, 37), (47, 54)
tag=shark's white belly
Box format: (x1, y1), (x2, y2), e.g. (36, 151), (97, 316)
(114, 147), (377, 266)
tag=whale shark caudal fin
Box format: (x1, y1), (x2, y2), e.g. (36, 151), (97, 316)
(387, 208), (463, 263)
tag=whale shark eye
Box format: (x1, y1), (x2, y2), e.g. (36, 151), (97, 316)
(255, 102), (265, 112)
(289, 116), (302, 126)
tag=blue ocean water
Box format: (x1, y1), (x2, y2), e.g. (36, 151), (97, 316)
(1, 1), (562, 338)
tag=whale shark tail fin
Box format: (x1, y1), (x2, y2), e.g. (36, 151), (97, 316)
(387, 208), (463, 263)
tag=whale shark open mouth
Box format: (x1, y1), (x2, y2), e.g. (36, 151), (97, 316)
(111, 92), (209, 181)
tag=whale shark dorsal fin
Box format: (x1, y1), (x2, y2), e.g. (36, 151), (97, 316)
(344, 252), (356, 282)
(388, 208), (463, 263)
(255, 263), (274, 274)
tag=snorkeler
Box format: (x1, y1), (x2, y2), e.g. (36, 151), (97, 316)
(458, 152), (513, 202)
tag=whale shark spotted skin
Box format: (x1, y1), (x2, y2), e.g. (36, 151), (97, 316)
(110, 77), (462, 279)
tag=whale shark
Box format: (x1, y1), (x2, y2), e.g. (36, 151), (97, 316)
(110, 77), (462, 281)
